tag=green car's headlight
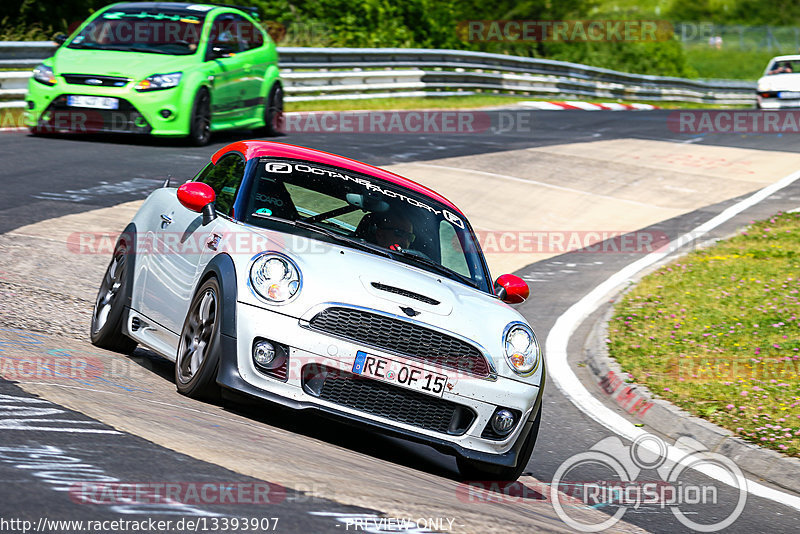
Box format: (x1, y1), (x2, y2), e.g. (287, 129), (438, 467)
(249, 253), (301, 303)
(33, 64), (56, 86)
(503, 322), (540, 376)
(135, 72), (182, 92)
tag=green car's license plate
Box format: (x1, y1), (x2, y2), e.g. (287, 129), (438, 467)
(67, 95), (119, 110)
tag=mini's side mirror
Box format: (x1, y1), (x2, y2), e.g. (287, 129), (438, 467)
(177, 182), (217, 225)
(53, 33), (68, 46)
(494, 274), (529, 304)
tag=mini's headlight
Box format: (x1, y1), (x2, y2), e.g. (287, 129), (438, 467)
(503, 322), (540, 376)
(249, 253), (301, 303)
(33, 64), (56, 86)
(135, 72), (182, 91)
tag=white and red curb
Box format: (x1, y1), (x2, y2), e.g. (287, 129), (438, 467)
(520, 100), (658, 111)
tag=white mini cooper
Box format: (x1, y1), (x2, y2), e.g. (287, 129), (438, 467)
(91, 140), (544, 480)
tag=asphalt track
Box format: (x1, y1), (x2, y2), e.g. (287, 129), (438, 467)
(1, 109), (800, 533)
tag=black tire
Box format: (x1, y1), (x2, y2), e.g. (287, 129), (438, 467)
(262, 83), (284, 136)
(175, 277), (222, 399)
(188, 88), (212, 146)
(456, 407), (542, 481)
(90, 240), (137, 353)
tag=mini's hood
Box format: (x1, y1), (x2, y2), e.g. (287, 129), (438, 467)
(230, 228), (534, 381)
(51, 46), (194, 79)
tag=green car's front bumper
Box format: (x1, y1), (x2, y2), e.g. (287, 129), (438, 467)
(26, 76), (194, 136)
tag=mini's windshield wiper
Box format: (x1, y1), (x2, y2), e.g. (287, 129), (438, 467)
(251, 213), (391, 258)
(389, 248), (478, 288)
(292, 219), (392, 257)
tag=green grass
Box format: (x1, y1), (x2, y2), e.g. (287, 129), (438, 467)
(685, 47), (776, 80)
(287, 95), (748, 111)
(608, 211), (800, 456)
(286, 95), (538, 111)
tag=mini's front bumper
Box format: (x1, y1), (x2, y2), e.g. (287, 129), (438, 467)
(216, 302), (544, 467)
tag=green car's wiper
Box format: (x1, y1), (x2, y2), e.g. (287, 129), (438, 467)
(390, 248), (478, 288)
(128, 46), (174, 55)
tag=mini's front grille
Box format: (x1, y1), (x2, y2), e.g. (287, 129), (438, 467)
(308, 307), (490, 377)
(371, 282), (440, 305)
(302, 365), (475, 435)
(62, 74), (130, 87)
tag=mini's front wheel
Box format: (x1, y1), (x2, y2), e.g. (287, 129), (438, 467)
(175, 277), (222, 399)
(90, 241), (137, 353)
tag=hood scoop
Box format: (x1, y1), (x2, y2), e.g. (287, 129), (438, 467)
(370, 282), (440, 306)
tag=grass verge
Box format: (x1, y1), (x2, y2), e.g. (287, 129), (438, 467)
(608, 211), (800, 457)
(286, 95), (748, 111)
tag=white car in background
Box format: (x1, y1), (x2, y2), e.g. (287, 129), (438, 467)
(90, 140), (545, 481)
(756, 55), (800, 109)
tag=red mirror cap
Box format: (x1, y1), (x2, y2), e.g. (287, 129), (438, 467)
(177, 182), (216, 213)
(495, 274), (529, 304)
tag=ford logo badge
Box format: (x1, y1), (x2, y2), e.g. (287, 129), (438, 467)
(85, 78), (103, 85)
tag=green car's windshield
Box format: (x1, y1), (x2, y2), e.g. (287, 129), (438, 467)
(67, 5), (210, 55)
(241, 158), (492, 293)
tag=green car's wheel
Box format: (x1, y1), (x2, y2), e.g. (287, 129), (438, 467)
(189, 88), (211, 146)
(263, 83), (284, 137)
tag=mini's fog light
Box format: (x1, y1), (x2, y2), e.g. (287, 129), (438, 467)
(160, 109), (172, 118)
(253, 340), (276, 367)
(491, 409), (516, 436)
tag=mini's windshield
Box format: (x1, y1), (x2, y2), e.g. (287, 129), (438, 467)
(242, 158), (491, 293)
(67, 6), (210, 55)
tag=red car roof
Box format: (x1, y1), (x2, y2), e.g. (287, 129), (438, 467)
(212, 140), (463, 214)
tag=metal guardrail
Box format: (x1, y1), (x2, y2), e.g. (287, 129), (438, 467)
(0, 41), (756, 109)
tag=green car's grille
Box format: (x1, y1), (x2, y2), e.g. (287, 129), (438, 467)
(62, 74), (131, 88)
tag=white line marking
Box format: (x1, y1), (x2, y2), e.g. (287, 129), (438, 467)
(407, 163), (658, 208)
(545, 168), (800, 511)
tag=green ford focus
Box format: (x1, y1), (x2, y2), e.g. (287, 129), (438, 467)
(25, 2), (283, 145)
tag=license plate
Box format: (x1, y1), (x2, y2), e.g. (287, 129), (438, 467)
(778, 91), (800, 99)
(67, 95), (119, 110)
(352, 351), (448, 397)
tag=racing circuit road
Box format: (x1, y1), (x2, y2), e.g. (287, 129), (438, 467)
(1, 109), (800, 533)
